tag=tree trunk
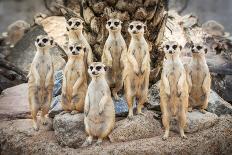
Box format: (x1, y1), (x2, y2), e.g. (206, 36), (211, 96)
(48, 0), (168, 83)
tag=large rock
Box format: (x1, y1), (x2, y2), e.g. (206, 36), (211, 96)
(0, 83), (30, 120)
(207, 90), (232, 116)
(171, 111), (219, 133)
(6, 25), (65, 72)
(49, 95), (62, 118)
(53, 113), (86, 148)
(147, 82), (160, 111)
(109, 111), (162, 142)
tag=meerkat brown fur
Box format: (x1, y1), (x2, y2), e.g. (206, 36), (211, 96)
(82, 62), (115, 146)
(160, 41), (188, 140)
(102, 18), (127, 100)
(186, 42), (211, 113)
(123, 21), (150, 119)
(28, 35), (55, 130)
(61, 43), (87, 114)
(66, 17), (93, 80)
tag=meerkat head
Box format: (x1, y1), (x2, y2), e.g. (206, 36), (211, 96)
(66, 18), (84, 32)
(106, 18), (122, 32)
(163, 41), (182, 57)
(191, 42), (208, 56)
(35, 35), (55, 49)
(88, 62), (107, 78)
(128, 21), (146, 36)
(68, 43), (86, 57)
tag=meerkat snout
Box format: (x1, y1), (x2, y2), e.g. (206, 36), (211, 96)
(88, 62), (107, 77)
(66, 18), (83, 31)
(128, 21), (146, 35)
(106, 19), (122, 31)
(35, 35), (55, 48)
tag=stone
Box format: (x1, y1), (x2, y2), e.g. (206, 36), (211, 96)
(6, 25), (65, 72)
(0, 116), (232, 154)
(109, 111), (162, 142)
(0, 83), (30, 120)
(49, 95), (62, 118)
(171, 111), (219, 133)
(53, 113), (86, 148)
(6, 20), (30, 45)
(207, 90), (232, 116)
(202, 20), (226, 37)
(53, 70), (63, 97)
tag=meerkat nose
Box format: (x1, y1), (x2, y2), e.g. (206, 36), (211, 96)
(169, 51), (172, 54)
(71, 28), (74, 30)
(92, 71), (96, 74)
(133, 31), (136, 34)
(192, 49), (195, 52)
(38, 43), (42, 46)
(110, 26), (113, 30)
(72, 51), (75, 54)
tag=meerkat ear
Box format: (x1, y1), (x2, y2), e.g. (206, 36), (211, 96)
(104, 66), (107, 71)
(120, 21), (123, 24)
(179, 45), (182, 50)
(204, 48), (208, 54)
(66, 27), (69, 31)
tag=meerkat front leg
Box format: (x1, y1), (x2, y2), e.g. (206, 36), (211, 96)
(31, 64), (41, 86)
(200, 73), (211, 113)
(177, 70), (185, 97)
(119, 47), (127, 68)
(84, 93), (90, 117)
(60, 71), (69, 115)
(141, 50), (149, 74)
(45, 64), (54, 89)
(127, 50), (139, 75)
(98, 93), (110, 114)
(71, 73), (84, 115)
(103, 46), (113, 67)
(162, 72), (170, 96)
(186, 71), (193, 112)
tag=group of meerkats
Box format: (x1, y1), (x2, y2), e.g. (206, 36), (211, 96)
(28, 17), (211, 145)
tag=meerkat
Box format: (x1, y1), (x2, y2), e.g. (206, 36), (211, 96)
(61, 43), (87, 114)
(82, 62), (115, 147)
(66, 17), (93, 81)
(186, 43), (211, 113)
(160, 41), (189, 140)
(102, 18), (127, 100)
(28, 35), (55, 130)
(123, 21), (150, 120)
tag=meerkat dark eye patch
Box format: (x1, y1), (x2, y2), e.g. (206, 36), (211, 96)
(197, 46), (202, 50)
(192, 45), (194, 48)
(50, 40), (53, 45)
(114, 22), (119, 26)
(107, 21), (111, 26)
(173, 45), (177, 50)
(166, 45), (169, 50)
(129, 25), (133, 30)
(42, 38), (48, 43)
(76, 46), (81, 50)
(136, 25), (142, 30)
(68, 21), (72, 26)
(69, 46), (73, 51)
(96, 66), (102, 71)
(75, 22), (80, 26)
(89, 66), (93, 70)
(36, 39), (40, 42)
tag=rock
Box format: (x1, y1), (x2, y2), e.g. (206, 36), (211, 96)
(0, 83), (30, 120)
(147, 82), (160, 111)
(114, 96), (129, 117)
(53, 70), (63, 97)
(207, 90), (232, 116)
(53, 113), (86, 148)
(181, 14), (198, 28)
(109, 111), (162, 142)
(6, 20), (30, 45)
(1, 116), (232, 154)
(202, 20), (226, 37)
(6, 25), (65, 72)
(170, 111), (219, 133)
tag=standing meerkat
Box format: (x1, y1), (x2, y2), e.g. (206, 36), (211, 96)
(61, 43), (87, 114)
(28, 35), (55, 130)
(66, 17), (93, 80)
(82, 62), (115, 146)
(160, 41), (188, 140)
(102, 18), (127, 100)
(123, 21), (150, 119)
(186, 43), (211, 113)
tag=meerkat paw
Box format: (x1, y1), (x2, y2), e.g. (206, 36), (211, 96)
(127, 114), (134, 120)
(71, 110), (78, 115)
(59, 111), (69, 115)
(95, 138), (103, 146)
(162, 135), (168, 141)
(81, 136), (93, 147)
(200, 109), (207, 114)
(181, 134), (187, 139)
(138, 112), (145, 116)
(41, 117), (47, 125)
(165, 88), (171, 96)
(33, 122), (39, 131)
(113, 92), (120, 101)
(188, 107), (193, 112)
